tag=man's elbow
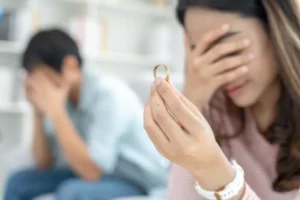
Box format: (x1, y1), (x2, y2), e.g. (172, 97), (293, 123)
(81, 168), (102, 181)
(36, 160), (53, 170)
(37, 163), (53, 170)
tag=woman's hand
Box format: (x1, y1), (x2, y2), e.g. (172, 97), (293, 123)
(144, 77), (235, 191)
(184, 24), (254, 109)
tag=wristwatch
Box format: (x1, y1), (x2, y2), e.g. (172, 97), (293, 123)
(195, 160), (245, 200)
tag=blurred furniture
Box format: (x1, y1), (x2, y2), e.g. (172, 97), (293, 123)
(0, 9), (15, 40)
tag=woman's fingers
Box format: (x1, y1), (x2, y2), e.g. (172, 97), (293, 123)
(170, 82), (202, 118)
(192, 24), (231, 56)
(144, 101), (169, 153)
(150, 84), (189, 144)
(154, 77), (201, 135)
(214, 66), (249, 87)
(204, 38), (250, 64)
(211, 53), (254, 75)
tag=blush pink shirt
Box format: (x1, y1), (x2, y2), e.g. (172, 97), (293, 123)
(168, 97), (300, 200)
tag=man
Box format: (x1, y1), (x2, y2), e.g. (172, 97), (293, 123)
(4, 29), (168, 200)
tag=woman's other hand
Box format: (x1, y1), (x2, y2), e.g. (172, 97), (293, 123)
(184, 24), (253, 109)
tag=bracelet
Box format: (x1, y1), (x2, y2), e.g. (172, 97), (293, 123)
(195, 160), (245, 200)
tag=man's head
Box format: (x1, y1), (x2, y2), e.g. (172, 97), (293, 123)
(22, 29), (82, 89)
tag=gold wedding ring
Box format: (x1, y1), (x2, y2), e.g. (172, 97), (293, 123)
(153, 64), (170, 81)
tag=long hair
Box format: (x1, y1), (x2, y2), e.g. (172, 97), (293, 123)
(177, 0), (300, 192)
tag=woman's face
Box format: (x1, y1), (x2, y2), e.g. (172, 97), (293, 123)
(185, 7), (279, 108)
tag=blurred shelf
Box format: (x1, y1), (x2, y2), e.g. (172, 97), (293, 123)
(0, 41), (23, 54)
(64, 0), (173, 17)
(0, 102), (30, 114)
(87, 52), (171, 67)
(0, 40), (172, 67)
(0, 0), (173, 18)
(0, 0), (27, 10)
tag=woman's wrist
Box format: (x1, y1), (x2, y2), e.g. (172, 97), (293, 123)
(191, 147), (236, 191)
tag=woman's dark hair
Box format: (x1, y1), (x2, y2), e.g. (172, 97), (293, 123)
(22, 28), (82, 73)
(177, 0), (300, 192)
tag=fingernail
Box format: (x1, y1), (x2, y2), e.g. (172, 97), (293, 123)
(242, 39), (250, 46)
(154, 78), (161, 86)
(241, 66), (248, 72)
(221, 24), (230, 31)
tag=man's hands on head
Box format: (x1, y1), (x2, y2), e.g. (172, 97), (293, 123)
(26, 68), (101, 179)
(25, 69), (70, 119)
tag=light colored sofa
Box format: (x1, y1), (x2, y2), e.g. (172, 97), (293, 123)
(3, 72), (184, 200)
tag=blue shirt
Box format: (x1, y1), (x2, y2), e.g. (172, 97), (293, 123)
(43, 68), (169, 195)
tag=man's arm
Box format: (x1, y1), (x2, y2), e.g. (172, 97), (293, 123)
(32, 110), (54, 169)
(49, 107), (101, 181)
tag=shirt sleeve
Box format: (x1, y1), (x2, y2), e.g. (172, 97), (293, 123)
(168, 164), (261, 200)
(86, 92), (129, 174)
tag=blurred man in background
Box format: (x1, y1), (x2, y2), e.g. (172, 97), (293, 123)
(4, 29), (168, 200)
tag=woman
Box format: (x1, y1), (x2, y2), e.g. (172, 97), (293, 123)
(144, 0), (300, 199)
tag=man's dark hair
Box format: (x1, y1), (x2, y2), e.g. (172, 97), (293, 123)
(22, 28), (82, 72)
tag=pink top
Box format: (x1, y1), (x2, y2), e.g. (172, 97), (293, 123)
(168, 95), (300, 200)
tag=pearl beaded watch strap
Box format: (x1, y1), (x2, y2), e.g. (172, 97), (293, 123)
(195, 160), (245, 200)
